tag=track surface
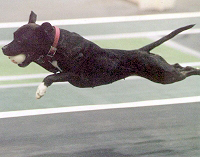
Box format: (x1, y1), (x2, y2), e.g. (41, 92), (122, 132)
(0, 103), (199, 157)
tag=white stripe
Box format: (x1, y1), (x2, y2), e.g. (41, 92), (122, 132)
(149, 36), (200, 58)
(1, 29), (200, 46)
(0, 83), (40, 89)
(0, 62), (199, 83)
(180, 62), (200, 67)
(0, 82), (70, 89)
(86, 29), (200, 40)
(164, 40), (200, 58)
(0, 40), (10, 45)
(0, 73), (49, 81)
(0, 96), (199, 119)
(0, 12), (200, 28)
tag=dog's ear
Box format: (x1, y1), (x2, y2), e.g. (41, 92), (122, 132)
(28, 11), (37, 23)
(35, 22), (54, 41)
(40, 22), (54, 34)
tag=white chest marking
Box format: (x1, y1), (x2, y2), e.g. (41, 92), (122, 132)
(51, 61), (63, 72)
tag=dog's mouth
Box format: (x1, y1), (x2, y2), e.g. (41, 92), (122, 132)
(8, 54), (26, 65)
(9, 57), (18, 64)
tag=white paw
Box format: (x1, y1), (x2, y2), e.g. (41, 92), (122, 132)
(36, 82), (48, 99)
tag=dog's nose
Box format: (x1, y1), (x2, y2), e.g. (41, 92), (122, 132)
(2, 45), (8, 51)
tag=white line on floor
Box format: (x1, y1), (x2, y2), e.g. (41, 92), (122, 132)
(0, 73), (49, 81)
(1, 28), (200, 45)
(85, 29), (200, 41)
(1, 28), (200, 46)
(0, 96), (199, 119)
(0, 61), (199, 84)
(0, 12), (200, 28)
(149, 36), (200, 58)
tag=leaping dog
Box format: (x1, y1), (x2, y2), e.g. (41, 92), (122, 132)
(2, 11), (200, 99)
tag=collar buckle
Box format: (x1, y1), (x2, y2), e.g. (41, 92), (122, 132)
(47, 46), (57, 57)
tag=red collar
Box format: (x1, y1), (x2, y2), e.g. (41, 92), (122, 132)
(35, 26), (61, 73)
(47, 26), (60, 57)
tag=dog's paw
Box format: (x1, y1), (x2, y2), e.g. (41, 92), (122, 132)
(36, 82), (48, 99)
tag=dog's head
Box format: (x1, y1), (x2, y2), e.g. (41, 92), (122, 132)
(2, 11), (55, 67)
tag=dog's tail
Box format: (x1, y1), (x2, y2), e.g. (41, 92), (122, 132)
(139, 24), (195, 52)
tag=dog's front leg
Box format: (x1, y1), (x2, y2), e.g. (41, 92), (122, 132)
(36, 73), (70, 99)
(36, 82), (48, 99)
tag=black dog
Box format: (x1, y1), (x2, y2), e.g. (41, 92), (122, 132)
(2, 11), (200, 99)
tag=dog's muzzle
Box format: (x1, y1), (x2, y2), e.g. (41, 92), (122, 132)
(2, 44), (15, 56)
(2, 45), (9, 55)
(2, 45), (8, 51)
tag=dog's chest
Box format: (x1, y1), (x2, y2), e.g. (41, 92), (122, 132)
(51, 61), (62, 72)
(35, 55), (63, 73)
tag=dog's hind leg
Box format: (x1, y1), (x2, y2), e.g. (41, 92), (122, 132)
(143, 61), (200, 84)
(173, 63), (200, 77)
(129, 51), (200, 84)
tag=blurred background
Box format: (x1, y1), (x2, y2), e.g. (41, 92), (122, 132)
(0, 0), (199, 157)
(0, 0), (199, 22)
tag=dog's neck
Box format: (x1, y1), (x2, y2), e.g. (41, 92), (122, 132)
(34, 26), (62, 73)
(47, 26), (60, 58)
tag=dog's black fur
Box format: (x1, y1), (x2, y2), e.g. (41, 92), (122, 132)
(2, 11), (200, 96)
